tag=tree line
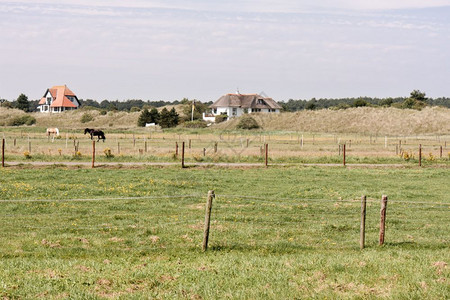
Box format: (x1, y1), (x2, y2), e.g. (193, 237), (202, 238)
(2, 91), (449, 114)
(281, 92), (450, 111)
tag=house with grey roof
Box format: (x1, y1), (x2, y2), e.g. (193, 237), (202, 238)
(203, 92), (282, 122)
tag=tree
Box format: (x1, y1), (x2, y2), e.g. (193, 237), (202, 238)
(149, 108), (160, 124)
(168, 107), (179, 127)
(402, 90), (427, 109)
(15, 93), (29, 112)
(409, 90), (427, 102)
(137, 108), (151, 127)
(159, 107), (179, 128)
(352, 99), (368, 107)
(158, 108), (171, 128)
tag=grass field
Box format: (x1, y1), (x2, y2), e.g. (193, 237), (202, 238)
(0, 166), (448, 299)
(1, 128), (449, 166)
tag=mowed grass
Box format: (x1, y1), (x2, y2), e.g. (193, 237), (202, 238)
(0, 166), (449, 299)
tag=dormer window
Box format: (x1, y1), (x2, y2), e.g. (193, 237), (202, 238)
(257, 99), (264, 104)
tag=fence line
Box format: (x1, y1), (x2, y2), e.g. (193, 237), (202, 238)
(0, 194), (203, 203)
(0, 193), (447, 207)
(216, 194), (450, 207)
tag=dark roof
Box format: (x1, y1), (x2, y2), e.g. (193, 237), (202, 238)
(210, 93), (282, 109)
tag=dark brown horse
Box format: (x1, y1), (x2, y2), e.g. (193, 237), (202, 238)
(84, 128), (106, 142)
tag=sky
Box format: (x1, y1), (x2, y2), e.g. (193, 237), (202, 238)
(1, 0), (450, 102)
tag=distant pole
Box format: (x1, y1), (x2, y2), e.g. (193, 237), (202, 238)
(203, 148), (206, 156)
(360, 195), (367, 250)
(379, 195), (388, 246)
(202, 190), (215, 251)
(181, 141), (185, 168)
(419, 144), (422, 167)
(92, 140), (95, 168)
(2, 138), (5, 167)
(265, 143), (269, 167)
(175, 142), (179, 157)
(440, 145), (443, 158)
(343, 144), (346, 166)
(145, 141), (147, 153)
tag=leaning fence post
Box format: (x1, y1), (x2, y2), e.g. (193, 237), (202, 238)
(360, 195), (367, 249)
(2, 138), (5, 167)
(202, 190), (215, 251)
(92, 140), (95, 168)
(379, 195), (388, 246)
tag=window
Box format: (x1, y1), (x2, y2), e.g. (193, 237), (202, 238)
(257, 99), (264, 104)
(232, 108), (237, 116)
(213, 109), (217, 114)
(252, 108), (261, 112)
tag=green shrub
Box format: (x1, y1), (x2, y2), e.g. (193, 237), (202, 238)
(80, 113), (94, 123)
(7, 115), (36, 126)
(183, 120), (207, 128)
(215, 114), (228, 123)
(130, 107), (141, 112)
(99, 110), (107, 115)
(236, 116), (260, 130)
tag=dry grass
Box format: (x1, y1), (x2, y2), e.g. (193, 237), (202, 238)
(216, 106), (450, 135)
(1, 106), (449, 136)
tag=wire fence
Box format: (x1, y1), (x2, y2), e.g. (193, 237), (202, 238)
(0, 193), (448, 251)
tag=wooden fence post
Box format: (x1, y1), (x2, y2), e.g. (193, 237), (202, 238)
(360, 195), (367, 249)
(145, 141), (147, 153)
(214, 142), (218, 153)
(265, 143), (268, 167)
(343, 144), (346, 166)
(181, 141), (185, 168)
(440, 145), (443, 158)
(203, 148), (206, 157)
(28, 141), (31, 153)
(2, 138), (5, 167)
(92, 140), (95, 168)
(379, 195), (388, 246)
(301, 135), (304, 148)
(339, 144), (341, 156)
(117, 142), (120, 155)
(419, 144), (422, 167)
(189, 139), (191, 149)
(202, 190), (215, 251)
(14, 138), (16, 147)
(175, 142), (178, 157)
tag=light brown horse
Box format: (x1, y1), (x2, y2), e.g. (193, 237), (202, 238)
(46, 128), (60, 136)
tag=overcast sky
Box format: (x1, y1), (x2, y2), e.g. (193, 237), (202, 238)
(1, 0), (449, 102)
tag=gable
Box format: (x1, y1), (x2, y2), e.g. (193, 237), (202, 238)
(210, 93), (282, 110)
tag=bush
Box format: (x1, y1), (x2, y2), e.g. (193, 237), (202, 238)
(215, 114), (228, 123)
(183, 120), (207, 128)
(236, 116), (260, 130)
(130, 107), (141, 112)
(80, 113), (94, 123)
(99, 110), (107, 115)
(7, 115), (36, 126)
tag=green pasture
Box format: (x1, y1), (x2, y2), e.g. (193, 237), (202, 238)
(0, 166), (449, 299)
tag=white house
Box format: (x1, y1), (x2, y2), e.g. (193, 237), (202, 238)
(38, 85), (81, 113)
(203, 92), (282, 121)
